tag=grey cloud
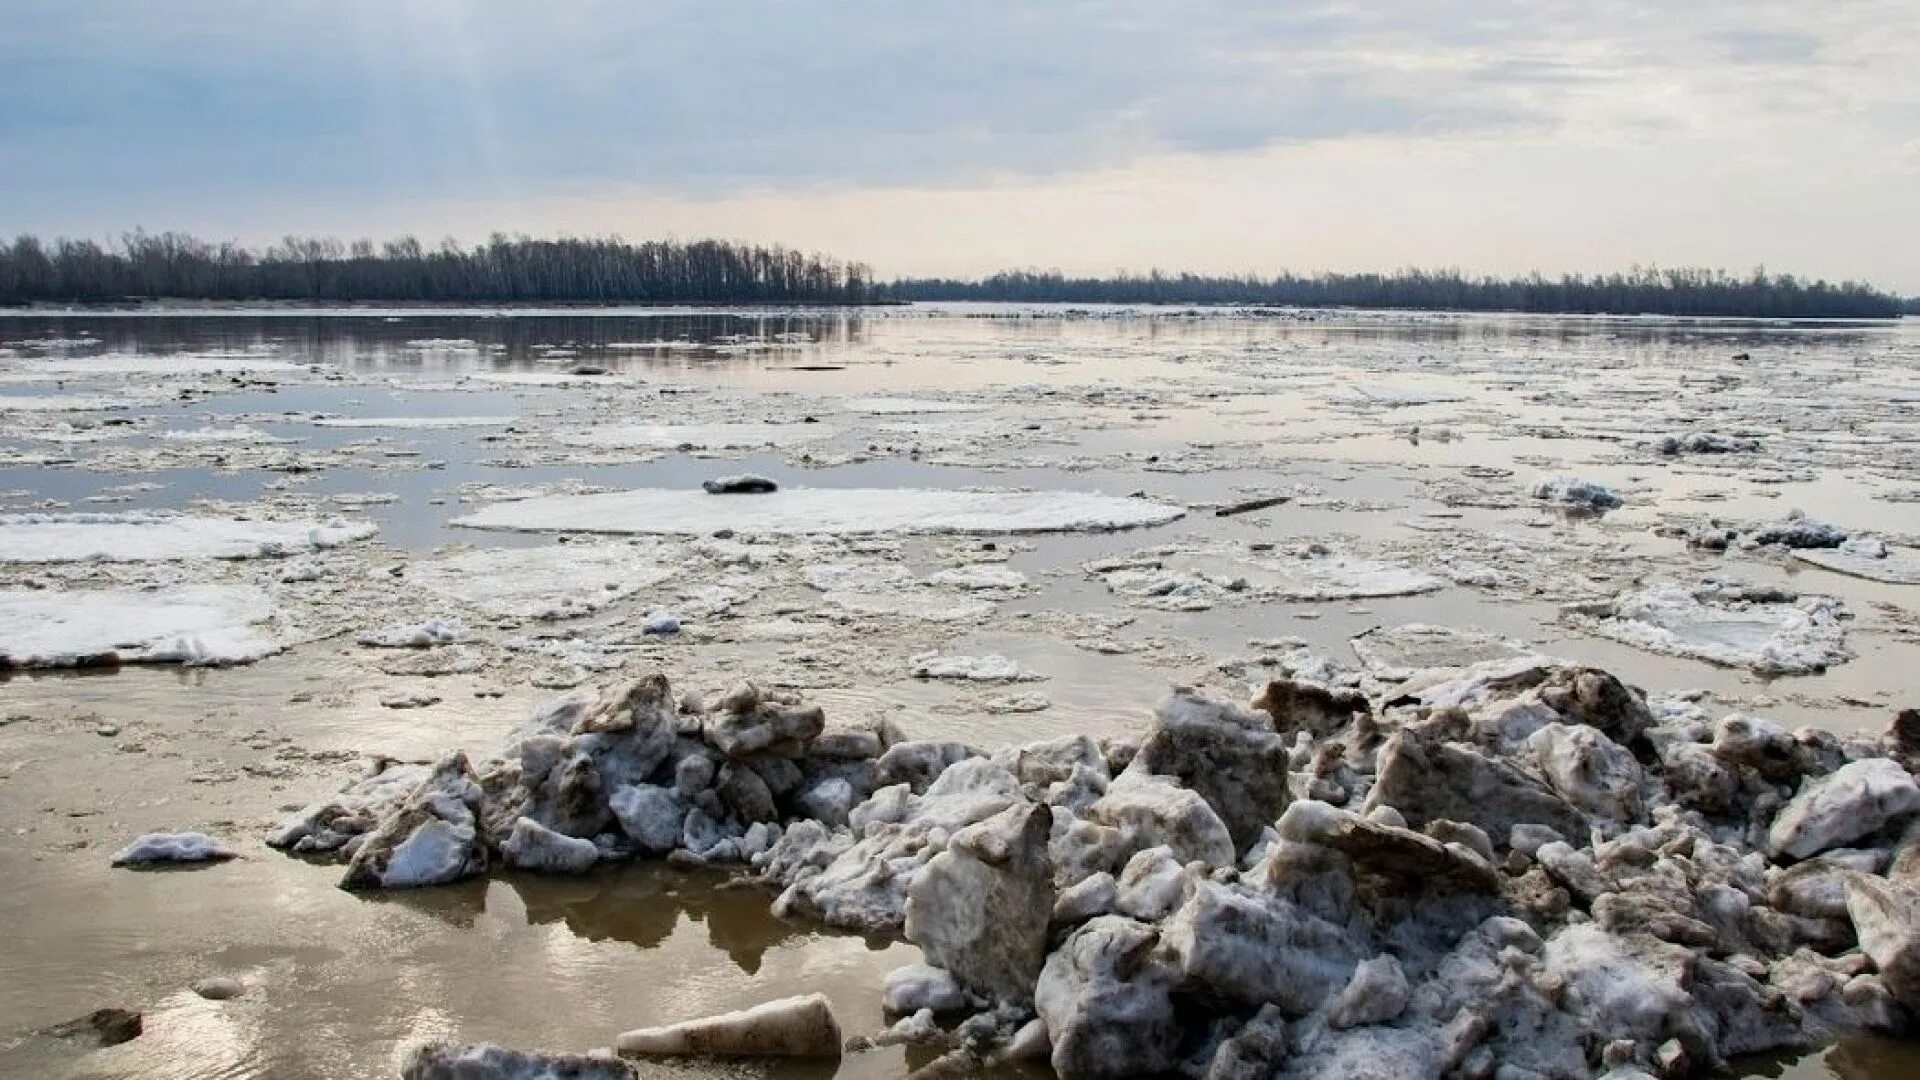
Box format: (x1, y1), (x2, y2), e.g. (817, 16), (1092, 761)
(0, 0), (1909, 220)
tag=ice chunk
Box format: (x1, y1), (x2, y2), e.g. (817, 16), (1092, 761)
(400, 1039), (634, 1079)
(615, 993), (842, 1059)
(1768, 759), (1920, 860)
(111, 832), (236, 867)
(357, 618), (464, 648)
(1529, 475), (1623, 510)
(908, 653), (1040, 682)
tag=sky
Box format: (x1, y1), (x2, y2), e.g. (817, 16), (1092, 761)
(2, 1), (1917, 290)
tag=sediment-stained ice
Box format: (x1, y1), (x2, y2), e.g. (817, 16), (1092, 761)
(453, 488), (1185, 537)
(0, 584), (285, 668)
(0, 512), (376, 563)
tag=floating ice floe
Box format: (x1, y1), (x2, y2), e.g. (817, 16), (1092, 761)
(1348, 624), (1533, 683)
(1793, 540), (1920, 585)
(844, 397), (986, 415)
(311, 415), (517, 429)
(156, 425), (298, 444)
(555, 423), (833, 451)
(358, 618), (465, 648)
(1562, 584), (1852, 675)
(28, 353), (302, 376)
(909, 653), (1043, 682)
(1528, 475), (1623, 510)
(0, 394), (156, 412)
(0, 585), (286, 668)
(406, 544), (675, 619)
(0, 512), (377, 563)
(1090, 545), (1442, 609)
(925, 565), (1028, 591)
(469, 371), (644, 387)
(453, 488), (1185, 537)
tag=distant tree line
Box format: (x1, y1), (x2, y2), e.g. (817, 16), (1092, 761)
(886, 267), (1905, 318)
(0, 231), (875, 304)
(1, 232), (1905, 317)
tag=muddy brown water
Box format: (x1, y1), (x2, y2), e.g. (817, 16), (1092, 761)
(0, 306), (1916, 1077)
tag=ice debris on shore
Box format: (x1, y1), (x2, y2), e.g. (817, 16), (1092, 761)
(277, 660), (1920, 1079)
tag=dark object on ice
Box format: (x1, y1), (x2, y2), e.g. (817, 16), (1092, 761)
(1215, 494), (1291, 518)
(702, 475), (779, 495)
(568, 365), (610, 376)
(44, 1008), (143, 1047)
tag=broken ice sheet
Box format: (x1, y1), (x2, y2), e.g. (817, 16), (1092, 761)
(404, 543), (678, 620)
(1089, 543), (1442, 609)
(1562, 584), (1852, 675)
(1348, 624), (1532, 683)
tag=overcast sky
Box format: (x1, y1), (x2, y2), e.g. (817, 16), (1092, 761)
(3, 1), (1916, 289)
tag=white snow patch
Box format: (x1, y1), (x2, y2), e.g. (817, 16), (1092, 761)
(453, 487), (1184, 537)
(0, 512), (376, 563)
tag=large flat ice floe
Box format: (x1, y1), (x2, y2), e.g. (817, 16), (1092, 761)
(0, 584), (285, 667)
(0, 512), (377, 563)
(555, 423), (834, 450)
(453, 488), (1185, 537)
(24, 353), (302, 376)
(311, 415), (517, 429)
(1563, 584), (1852, 675)
(407, 544), (675, 619)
